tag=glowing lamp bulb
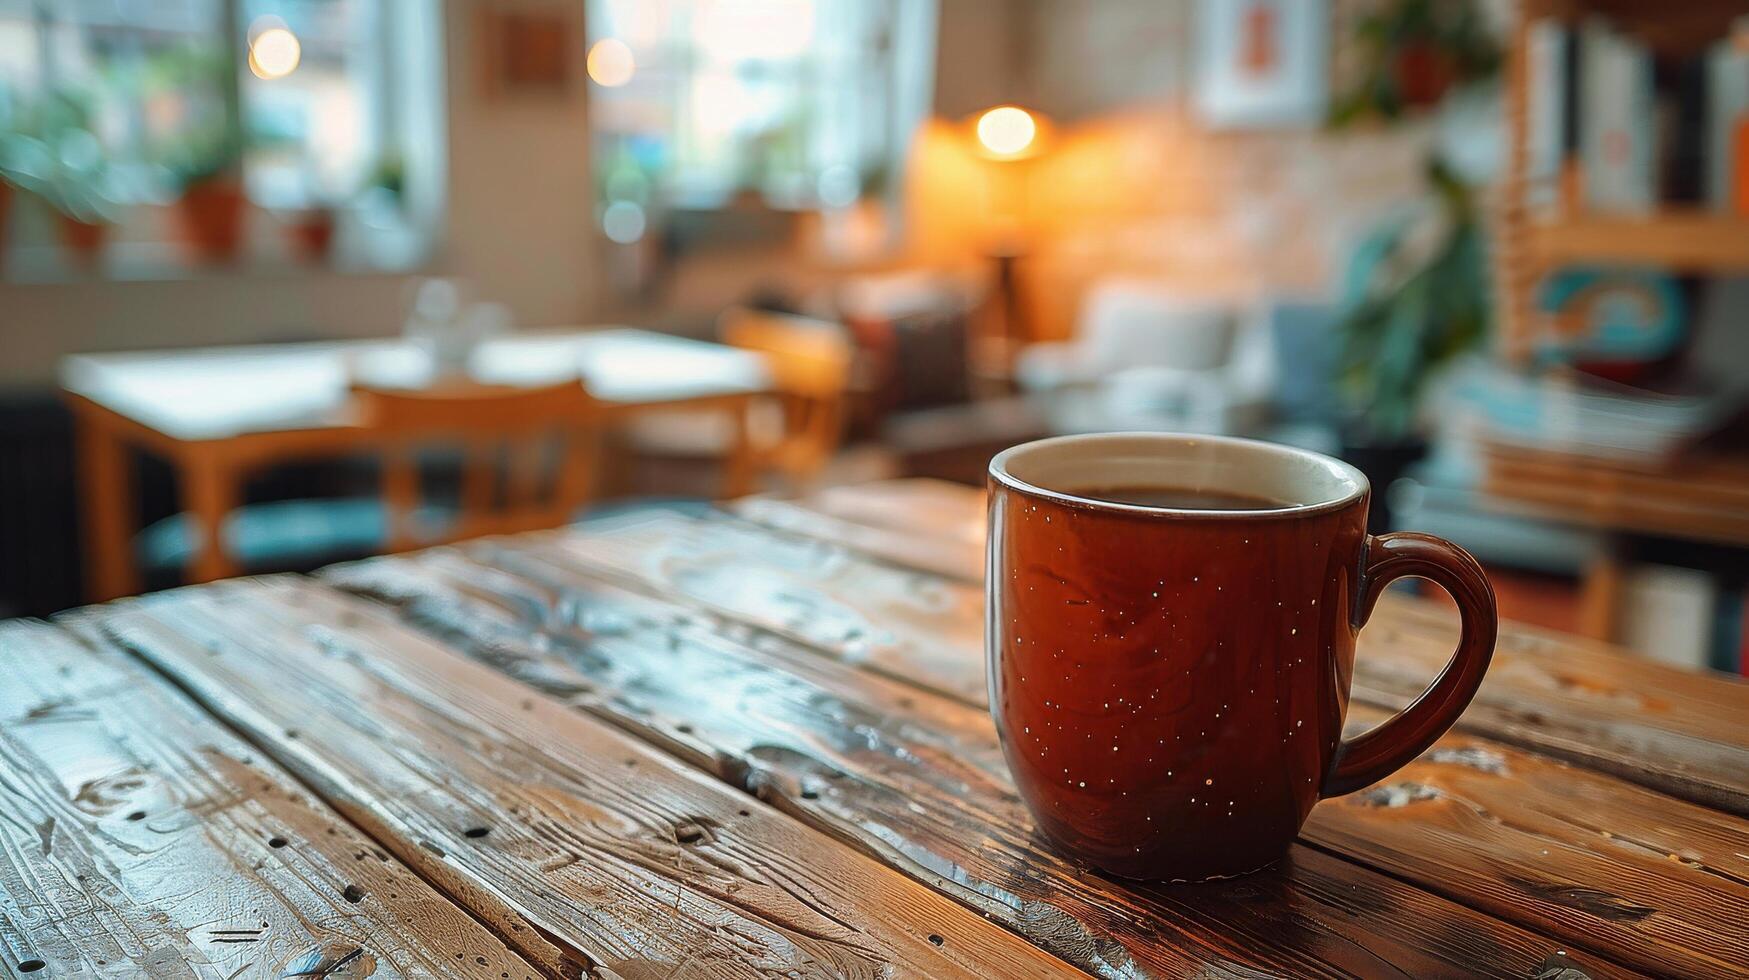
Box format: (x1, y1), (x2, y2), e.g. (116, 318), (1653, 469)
(587, 38), (636, 88)
(976, 106), (1037, 157)
(249, 26), (302, 80)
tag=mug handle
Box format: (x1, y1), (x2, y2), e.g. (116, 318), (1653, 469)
(1322, 532), (1498, 798)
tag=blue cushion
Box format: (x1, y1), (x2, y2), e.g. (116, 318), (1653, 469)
(138, 498), (454, 572)
(1263, 301), (1338, 422)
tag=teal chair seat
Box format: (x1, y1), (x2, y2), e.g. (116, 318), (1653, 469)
(138, 498), (456, 575)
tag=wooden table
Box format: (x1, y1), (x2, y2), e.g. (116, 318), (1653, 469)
(4, 479), (1746, 978)
(61, 329), (772, 601)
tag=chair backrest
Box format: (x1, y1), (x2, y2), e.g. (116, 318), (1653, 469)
(352, 380), (598, 551)
(720, 307), (853, 482)
(1077, 281), (1238, 375)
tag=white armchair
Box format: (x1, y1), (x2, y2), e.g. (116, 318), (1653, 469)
(1015, 280), (1271, 435)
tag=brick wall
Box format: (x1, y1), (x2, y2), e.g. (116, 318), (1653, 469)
(905, 0), (1456, 341)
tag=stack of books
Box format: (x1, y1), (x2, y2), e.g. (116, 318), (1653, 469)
(1453, 365), (1735, 461)
(1525, 16), (1749, 215)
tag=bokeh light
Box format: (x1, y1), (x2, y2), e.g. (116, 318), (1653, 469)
(976, 106), (1037, 157)
(248, 23), (302, 80)
(587, 38), (636, 88)
(602, 200), (647, 243)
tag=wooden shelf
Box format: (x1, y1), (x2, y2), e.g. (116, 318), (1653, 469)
(1480, 441), (1749, 549)
(1518, 0), (1745, 55)
(1527, 211), (1749, 273)
(1498, 4), (1749, 363)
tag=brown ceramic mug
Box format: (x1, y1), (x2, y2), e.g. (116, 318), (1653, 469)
(987, 433), (1496, 881)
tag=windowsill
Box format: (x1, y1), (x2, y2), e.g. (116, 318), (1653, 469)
(0, 222), (437, 286)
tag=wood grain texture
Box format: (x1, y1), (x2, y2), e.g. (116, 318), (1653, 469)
(94, 577), (1083, 980)
(0, 617), (537, 979)
(1312, 704), (1749, 979)
(513, 511), (987, 706)
(736, 483), (983, 576)
(326, 545), (1639, 980)
(1357, 598), (1749, 818)
(739, 483), (1749, 817)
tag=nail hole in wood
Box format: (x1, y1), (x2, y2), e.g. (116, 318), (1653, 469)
(624, 758), (637, 768)
(737, 809), (750, 817)
(269, 837), (288, 848)
(126, 810), (145, 822)
(464, 826), (491, 839)
(342, 884), (365, 903)
(928, 934), (944, 947)
(800, 789), (819, 801)
(284, 729), (299, 740)
(676, 724), (694, 735)
(19, 960), (46, 973)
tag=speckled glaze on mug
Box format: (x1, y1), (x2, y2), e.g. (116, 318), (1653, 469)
(987, 433), (1496, 881)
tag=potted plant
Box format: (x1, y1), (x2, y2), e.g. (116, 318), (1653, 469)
(166, 124), (246, 263)
(1326, 0), (1499, 530)
(282, 201), (337, 263)
(0, 87), (18, 268)
(42, 165), (118, 270)
(1332, 159), (1489, 528)
(1328, 0), (1501, 126)
(365, 152), (407, 208)
(1, 90), (120, 270)
(0, 153), (20, 275)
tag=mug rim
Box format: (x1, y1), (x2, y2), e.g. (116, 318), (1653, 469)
(988, 431), (1371, 520)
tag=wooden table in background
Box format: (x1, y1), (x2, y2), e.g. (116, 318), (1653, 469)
(60, 328), (772, 601)
(3, 479), (1746, 977)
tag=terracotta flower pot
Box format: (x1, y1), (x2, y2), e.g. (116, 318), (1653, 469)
(284, 208), (336, 264)
(1393, 42), (1455, 109)
(175, 178), (247, 263)
(56, 214), (107, 269)
(0, 181), (12, 273)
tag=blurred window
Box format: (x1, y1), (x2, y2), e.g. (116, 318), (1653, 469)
(586, 0), (935, 215)
(0, 0), (443, 269)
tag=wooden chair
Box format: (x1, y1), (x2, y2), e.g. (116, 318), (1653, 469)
(719, 307), (854, 484)
(622, 309), (854, 491)
(353, 381), (600, 552)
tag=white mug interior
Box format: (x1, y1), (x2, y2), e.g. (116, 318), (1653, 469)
(989, 432), (1368, 516)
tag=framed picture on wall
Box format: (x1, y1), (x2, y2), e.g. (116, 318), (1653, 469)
(478, 8), (575, 99)
(1193, 0), (1328, 128)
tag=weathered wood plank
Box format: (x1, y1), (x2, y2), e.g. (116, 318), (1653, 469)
(748, 487), (1749, 818)
(1315, 703), (1749, 977)
(739, 489), (981, 566)
(523, 511), (987, 705)
(1355, 600), (1749, 816)
(762, 480), (987, 549)
(0, 618), (539, 979)
(735, 491), (983, 584)
(327, 546), (1644, 980)
(93, 578), (1085, 980)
